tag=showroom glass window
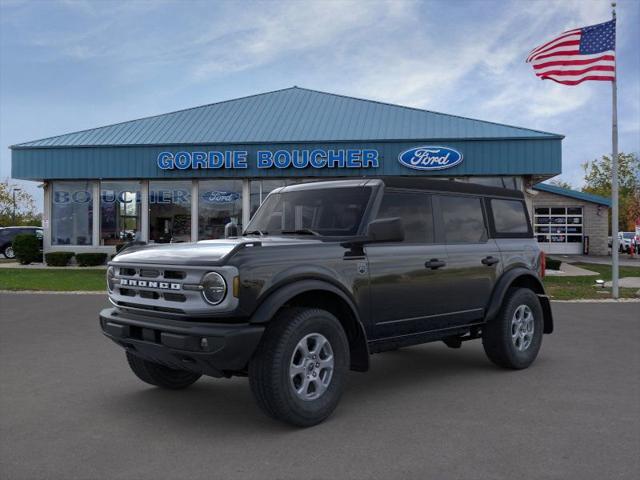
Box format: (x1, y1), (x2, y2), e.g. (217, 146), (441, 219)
(149, 181), (191, 243)
(100, 181), (141, 245)
(51, 181), (93, 245)
(198, 180), (243, 240)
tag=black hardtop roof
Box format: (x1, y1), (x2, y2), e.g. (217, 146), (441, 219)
(380, 177), (525, 199)
(282, 177), (524, 199)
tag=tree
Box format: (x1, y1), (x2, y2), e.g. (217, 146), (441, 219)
(0, 180), (41, 227)
(548, 178), (573, 190)
(582, 152), (640, 232)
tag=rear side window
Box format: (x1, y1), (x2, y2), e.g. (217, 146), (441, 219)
(440, 195), (487, 243)
(491, 199), (529, 234)
(376, 191), (434, 243)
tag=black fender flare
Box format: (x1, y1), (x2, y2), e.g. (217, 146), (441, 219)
(485, 268), (553, 334)
(249, 279), (370, 371)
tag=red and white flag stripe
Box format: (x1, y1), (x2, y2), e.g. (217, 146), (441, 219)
(526, 24), (615, 85)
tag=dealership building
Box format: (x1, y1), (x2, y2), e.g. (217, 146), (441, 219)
(10, 87), (610, 256)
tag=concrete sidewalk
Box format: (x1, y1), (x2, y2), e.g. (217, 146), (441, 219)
(545, 263), (599, 276)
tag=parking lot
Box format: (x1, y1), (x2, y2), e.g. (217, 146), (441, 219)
(1, 294), (638, 480)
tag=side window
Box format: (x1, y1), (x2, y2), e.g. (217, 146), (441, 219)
(491, 199), (529, 234)
(376, 191), (434, 243)
(440, 195), (487, 243)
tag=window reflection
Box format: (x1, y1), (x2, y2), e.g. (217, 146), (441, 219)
(100, 181), (141, 245)
(51, 181), (93, 245)
(198, 180), (243, 240)
(149, 181), (191, 243)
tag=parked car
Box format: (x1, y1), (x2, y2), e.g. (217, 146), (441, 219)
(619, 232), (635, 253)
(0, 226), (43, 259)
(100, 178), (553, 426)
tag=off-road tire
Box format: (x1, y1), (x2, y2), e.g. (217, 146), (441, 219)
(482, 288), (543, 369)
(249, 308), (350, 427)
(126, 352), (201, 389)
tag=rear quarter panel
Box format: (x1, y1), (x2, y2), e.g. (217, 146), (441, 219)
(495, 238), (540, 273)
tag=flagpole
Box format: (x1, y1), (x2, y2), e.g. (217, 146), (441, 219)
(611, 1), (619, 298)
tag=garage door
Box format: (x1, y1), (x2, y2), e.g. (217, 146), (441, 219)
(534, 206), (583, 254)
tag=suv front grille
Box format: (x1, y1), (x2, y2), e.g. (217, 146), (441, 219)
(109, 262), (238, 317)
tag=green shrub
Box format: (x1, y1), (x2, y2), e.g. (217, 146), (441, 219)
(12, 234), (41, 265)
(75, 253), (107, 267)
(546, 258), (562, 271)
(45, 252), (75, 267)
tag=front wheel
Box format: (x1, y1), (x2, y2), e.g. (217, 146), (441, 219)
(126, 352), (201, 389)
(249, 308), (350, 427)
(482, 288), (543, 369)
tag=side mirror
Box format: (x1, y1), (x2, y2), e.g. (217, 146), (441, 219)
(366, 217), (404, 243)
(224, 221), (239, 238)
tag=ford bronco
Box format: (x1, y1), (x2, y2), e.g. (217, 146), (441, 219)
(100, 178), (553, 426)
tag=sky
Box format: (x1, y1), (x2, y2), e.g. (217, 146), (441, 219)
(1, 0), (639, 211)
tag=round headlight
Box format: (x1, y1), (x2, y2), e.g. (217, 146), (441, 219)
(106, 266), (115, 292)
(201, 272), (227, 305)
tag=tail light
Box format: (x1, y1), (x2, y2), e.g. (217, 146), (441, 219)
(539, 251), (546, 279)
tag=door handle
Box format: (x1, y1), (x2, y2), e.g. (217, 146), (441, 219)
(425, 259), (446, 269)
(481, 256), (500, 266)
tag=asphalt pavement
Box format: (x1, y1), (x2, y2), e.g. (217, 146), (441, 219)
(0, 294), (638, 480)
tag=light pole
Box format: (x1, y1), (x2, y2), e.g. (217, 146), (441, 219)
(12, 187), (22, 224)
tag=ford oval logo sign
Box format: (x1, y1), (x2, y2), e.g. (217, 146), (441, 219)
(398, 146), (463, 171)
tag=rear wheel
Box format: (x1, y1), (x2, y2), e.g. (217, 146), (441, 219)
(482, 288), (543, 369)
(249, 308), (350, 427)
(3, 244), (15, 259)
(126, 352), (201, 389)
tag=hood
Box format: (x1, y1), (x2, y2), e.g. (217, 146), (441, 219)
(111, 236), (324, 265)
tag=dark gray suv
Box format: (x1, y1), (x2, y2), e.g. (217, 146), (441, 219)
(100, 178), (552, 426)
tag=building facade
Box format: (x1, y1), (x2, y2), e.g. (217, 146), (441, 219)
(11, 86), (605, 257)
(532, 183), (611, 255)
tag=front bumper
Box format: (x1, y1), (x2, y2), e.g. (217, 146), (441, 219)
(99, 308), (264, 377)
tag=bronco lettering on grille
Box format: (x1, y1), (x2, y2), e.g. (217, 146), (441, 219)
(119, 278), (181, 290)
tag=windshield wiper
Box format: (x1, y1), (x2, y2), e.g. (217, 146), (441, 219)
(243, 230), (267, 236)
(280, 228), (321, 236)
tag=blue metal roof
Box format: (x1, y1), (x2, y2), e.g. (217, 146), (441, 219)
(12, 87), (562, 148)
(533, 183), (611, 207)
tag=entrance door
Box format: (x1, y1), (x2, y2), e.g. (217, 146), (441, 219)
(366, 190), (451, 339)
(534, 206), (583, 254)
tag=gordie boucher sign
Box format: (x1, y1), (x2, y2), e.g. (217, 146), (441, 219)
(155, 146), (463, 171)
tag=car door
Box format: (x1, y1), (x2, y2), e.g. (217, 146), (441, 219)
(366, 189), (451, 339)
(435, 194), (500, 319)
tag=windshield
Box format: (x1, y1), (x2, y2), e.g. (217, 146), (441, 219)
(622, 232), (635, 239)
(245, 186), (372, 237)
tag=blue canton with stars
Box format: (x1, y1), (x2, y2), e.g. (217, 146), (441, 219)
(579, 19), (616, 54)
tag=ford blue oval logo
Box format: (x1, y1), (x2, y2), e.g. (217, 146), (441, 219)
(200, 191), (241, 204)
(398, 146), (463, 171)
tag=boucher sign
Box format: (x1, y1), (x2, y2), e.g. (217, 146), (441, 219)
(157, 149), (380, 170)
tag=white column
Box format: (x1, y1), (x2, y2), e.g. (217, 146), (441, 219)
(43, 182), (52, 252)
(242, 179), (251, 229)
(92, 181), (100, 246)
(191, 179), (199, 242)
(140, 180), (149, 242)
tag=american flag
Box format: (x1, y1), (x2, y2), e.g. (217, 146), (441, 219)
(526, 19), (616, 85)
